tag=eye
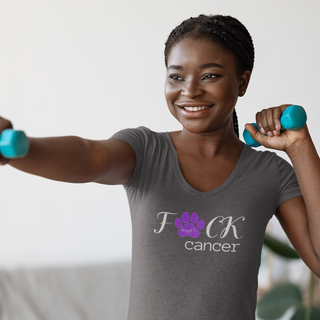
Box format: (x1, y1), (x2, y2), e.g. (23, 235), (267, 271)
(169, 74), (184, 81)
(202, 74), (220, 80)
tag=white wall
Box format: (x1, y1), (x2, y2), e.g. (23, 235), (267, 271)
(1, 0), (320, 268)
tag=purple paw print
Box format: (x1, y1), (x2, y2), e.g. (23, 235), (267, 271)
(175, 212), (205, 238)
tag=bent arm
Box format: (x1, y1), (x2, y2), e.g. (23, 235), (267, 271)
(5, 136), (136, 185)
(276, 196), (320, 278)
(254, 129), (320, 275)
(245, 105), (320, 275)
(284, 132), (320, 260)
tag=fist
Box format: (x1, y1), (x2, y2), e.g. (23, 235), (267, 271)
(245, 104), (309, 151)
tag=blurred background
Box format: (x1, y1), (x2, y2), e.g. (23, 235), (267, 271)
(0, 0), (320, 319)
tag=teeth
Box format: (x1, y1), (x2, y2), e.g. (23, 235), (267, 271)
(183, 106), (211, 111)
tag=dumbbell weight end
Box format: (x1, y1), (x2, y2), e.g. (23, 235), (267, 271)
(0, 129), (30, 158)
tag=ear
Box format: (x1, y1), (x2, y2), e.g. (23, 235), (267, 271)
(238, 70), (251, 96)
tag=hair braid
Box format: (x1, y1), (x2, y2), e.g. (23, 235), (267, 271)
(233, 109), (239, 138)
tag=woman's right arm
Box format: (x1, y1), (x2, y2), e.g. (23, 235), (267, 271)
(0, 117), (136, 185)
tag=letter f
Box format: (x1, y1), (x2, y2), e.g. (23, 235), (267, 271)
(154, 212), (178, 233)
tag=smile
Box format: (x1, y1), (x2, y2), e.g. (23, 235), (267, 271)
(178, 105), (214, 112)
(182, 106), (211, 111)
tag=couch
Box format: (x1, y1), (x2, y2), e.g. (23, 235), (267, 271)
(0, 261), (131, 320)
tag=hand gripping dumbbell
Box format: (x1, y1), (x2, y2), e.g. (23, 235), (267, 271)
(243, 105), (307, 147)
(0, 129), (30, 158)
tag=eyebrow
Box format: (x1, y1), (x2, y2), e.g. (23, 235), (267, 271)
(167, 63), (225, 70)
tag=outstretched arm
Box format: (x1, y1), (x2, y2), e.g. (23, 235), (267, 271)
(0, 117), (136, 185)
(245, 104), (320, 277)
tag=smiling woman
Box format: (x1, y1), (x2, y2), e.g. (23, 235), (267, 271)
(164, 15), (253, 139)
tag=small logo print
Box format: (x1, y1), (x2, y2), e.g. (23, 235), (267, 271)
(175, 212), (205, 238)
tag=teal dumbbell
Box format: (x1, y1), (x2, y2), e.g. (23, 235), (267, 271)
(243, 105), (307, 147)
(0, 129), (30, 158)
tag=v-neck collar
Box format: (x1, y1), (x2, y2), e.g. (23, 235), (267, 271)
(164, 132), (249, 197)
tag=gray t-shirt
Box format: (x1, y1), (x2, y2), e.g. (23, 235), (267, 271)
(111, 126), (301, 320)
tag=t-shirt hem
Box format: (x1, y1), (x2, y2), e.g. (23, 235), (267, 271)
(275, 190), (302, 210)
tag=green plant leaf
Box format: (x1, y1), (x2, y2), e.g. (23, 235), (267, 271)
(257, 283), (302, 319)
(291, 306), (320, 320)
(264, 233), (300, 259)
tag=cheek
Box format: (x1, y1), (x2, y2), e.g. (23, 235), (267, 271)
(164, 83), (180, 119)
(216, 79), (239, 100)
(164, 82), (178, 105)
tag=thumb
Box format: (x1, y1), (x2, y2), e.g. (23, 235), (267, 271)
(244, 123), (267, 146)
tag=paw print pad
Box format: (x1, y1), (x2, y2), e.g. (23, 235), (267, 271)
(175, 212), (205, 238)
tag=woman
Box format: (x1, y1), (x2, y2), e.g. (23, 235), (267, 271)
(1, 14), (319, 320)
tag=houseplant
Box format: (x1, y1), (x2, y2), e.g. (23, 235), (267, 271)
(257, 234), (320, 320)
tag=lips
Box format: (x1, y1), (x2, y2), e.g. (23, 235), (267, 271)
(177, 104), (214, 117)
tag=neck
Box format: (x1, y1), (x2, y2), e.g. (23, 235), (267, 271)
(176, 125), (243, 158)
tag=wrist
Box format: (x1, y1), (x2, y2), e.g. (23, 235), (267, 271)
(285, 135), (315, 162)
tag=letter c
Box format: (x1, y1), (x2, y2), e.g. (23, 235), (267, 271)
(185, 241), (194, 250)
(212, 243), (221, 252)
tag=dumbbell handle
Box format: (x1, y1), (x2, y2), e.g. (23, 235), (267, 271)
(243, 105), (307, 147)
(0, 129), (30, 158)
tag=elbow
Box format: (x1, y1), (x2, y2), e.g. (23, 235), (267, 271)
(315, 257), (320, 278)
(312, 268), (320, 279)
(309, 255), (320, 278)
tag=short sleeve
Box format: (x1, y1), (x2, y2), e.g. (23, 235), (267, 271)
(275, 156), (302, 208)
(110, 126), (150, 188)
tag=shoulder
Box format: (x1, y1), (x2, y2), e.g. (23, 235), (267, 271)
(111, 126), (167, 140)
(110, 126), (169, 154)
(244, 145), (290, 166)
(243, 145), (295, 181)
(111, 126), (152, 140)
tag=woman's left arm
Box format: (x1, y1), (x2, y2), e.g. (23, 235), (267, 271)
(245, 104), (320, 277)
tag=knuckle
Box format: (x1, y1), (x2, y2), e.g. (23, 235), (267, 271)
(0, 117), (13, 133)
(264, 126), (270, 132)
(0, 156), (10, 165)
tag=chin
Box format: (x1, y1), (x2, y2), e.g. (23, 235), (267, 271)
(183, 125), (212, 134)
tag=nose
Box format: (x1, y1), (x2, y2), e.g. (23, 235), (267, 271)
(181, 79), (204, 98)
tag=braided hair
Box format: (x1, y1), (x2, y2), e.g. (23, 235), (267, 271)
(164, 14), (255, 137)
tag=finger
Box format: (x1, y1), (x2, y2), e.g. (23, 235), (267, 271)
(255, 111), (265, 134)
(278, 104), (292, 117)
(0, 158), (11, 166)
(271, 104), (292, 136)
(265, 108), (278, 133)
(260, 109), (270, 134)
(261, 108), (279, 136)
(257, 107), (284, 137)
(0, 117), (13, 130)
(272, 107), (282, 135)
(245, 123), (268, 146)
(256, 109), (269, 134)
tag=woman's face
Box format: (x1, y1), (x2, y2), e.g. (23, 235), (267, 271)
(165, 38), (250, 135)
